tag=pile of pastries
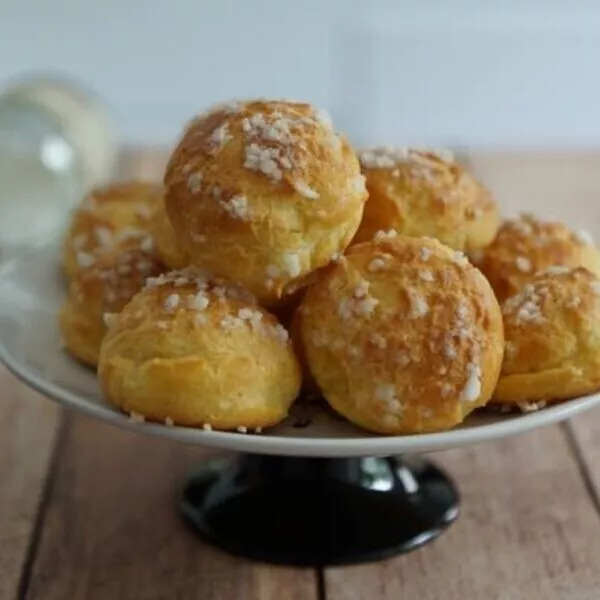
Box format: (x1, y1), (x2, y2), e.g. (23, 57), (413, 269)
(58, 99), (600, 435)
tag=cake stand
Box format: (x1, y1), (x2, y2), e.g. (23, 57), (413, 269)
(2, 244), (600, 566)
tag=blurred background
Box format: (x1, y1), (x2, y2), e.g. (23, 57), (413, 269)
(2, 0), (600, 149)
(2, 0), (600, 253)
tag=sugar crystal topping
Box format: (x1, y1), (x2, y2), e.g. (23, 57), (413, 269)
(244, 144), (285, 181)
(502, 283), (545, 323)
(517, 401), (547, 413)
(460, 363), (482, 403)
(510, 216), (534, 236)
(337, 279), (380, 319)
(271, 323), (290, 344)
(420, 247), (433, 261)
(213, 286), (227, 299)
(373, 229), (397, 243)
(352, 174), (367, 194)
(116, 227), (147, 244)
(355, 298), (379, 316)
(408, 289), (429, 318)
(368, 257), (387, 272)
(140, 235), (154, 253)
(208, 123), (233, 155)
(353, 280), (370, 298)
(146, 267), (254, 304)
(439, 299), (483, 397)
(187, 172), (203, 194)
(451, 251), (469, 267)
(282, 253), (302, 277)
(374, 383), (404, 416)
(238, 307), (264, 331)
(241, 107), (335, 186)
(186, 292), (210, 311)
(164, 294), (181, 312)
(359, 147), (452, 169)
(359, 147), (410, 169)
(220, 194), (250, 220)
(370, 333), (387, 349)
(220, 314), (243, 330)
(540, 265), (572, 276)
(76, 251), (96, 268)
(103, 313), (118, 328)
(94, 227), (113, 247)
(292, 179), (319, 199)
(444, 342), (458, 360)
(338, 295), (379, 320)
(515, 256), (532, 273)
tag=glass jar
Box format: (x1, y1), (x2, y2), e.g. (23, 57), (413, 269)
(0, 74), (118, 258)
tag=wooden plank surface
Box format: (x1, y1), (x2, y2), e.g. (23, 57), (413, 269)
(0, 366), (61, 600)
(23, 414), (317, 600)
(325, 426), (600, 600)
(567, 408), (600, 511)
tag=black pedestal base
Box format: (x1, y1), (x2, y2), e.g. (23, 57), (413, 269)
(179, 454), (459, 567)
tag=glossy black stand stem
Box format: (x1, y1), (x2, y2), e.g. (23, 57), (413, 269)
(179, 454), (459, 566)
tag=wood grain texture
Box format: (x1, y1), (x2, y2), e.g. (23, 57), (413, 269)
(325, 426), (600, 600)
(24, 414), (317, 600)
(0, 365), (61, 600)
(567, 408), (600, 509)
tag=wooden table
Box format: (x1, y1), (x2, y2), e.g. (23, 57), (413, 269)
(3, 149), (600, 600)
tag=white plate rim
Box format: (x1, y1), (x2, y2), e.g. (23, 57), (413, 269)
(1, 244), (600, 457)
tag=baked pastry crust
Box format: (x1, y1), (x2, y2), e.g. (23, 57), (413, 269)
(59, 247), (164, 366)
(480, 213), (600, 301)
(494, 266), (600, 405)
(98, 268), (301, 429)
(150, 196), (189, 269)
(62, 181), (162, 278)
(353, 148), (498, 252)
(163, 99), (367, 305)
(299, 234), (504, 434)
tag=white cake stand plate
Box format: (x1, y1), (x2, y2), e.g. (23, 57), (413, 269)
(2, 244), (599, 566)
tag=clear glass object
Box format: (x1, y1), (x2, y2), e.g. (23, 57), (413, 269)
(0, 75), (118, 259)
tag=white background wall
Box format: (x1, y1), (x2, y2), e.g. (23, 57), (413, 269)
(2, 0), (600, 148)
